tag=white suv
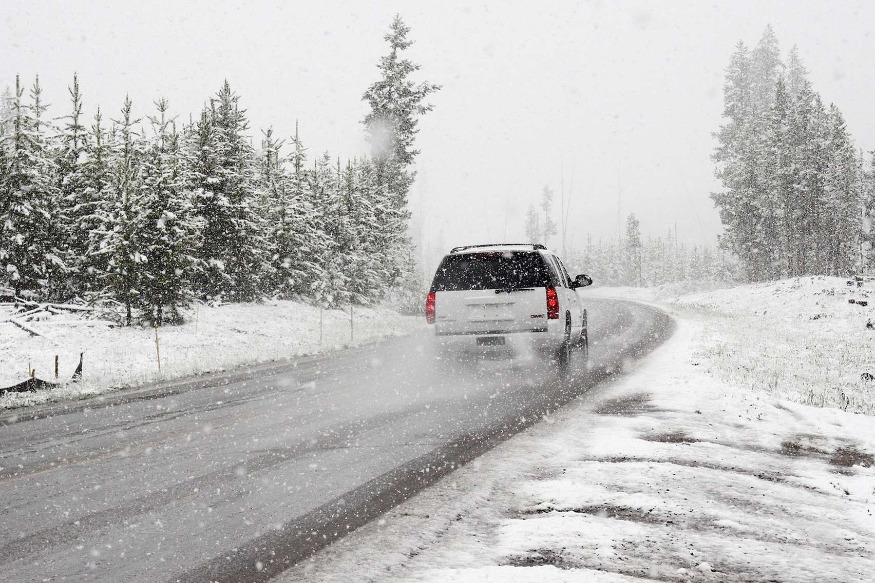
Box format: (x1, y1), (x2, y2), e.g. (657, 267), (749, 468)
(425, 244), (592, 364)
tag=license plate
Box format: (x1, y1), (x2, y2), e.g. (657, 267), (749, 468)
(477, 336), (506, 346)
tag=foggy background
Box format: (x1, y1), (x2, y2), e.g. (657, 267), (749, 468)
(4, 0), (874, 272)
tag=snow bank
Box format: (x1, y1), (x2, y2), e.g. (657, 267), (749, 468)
(0, 301), (423, 410)
(589, 277), (875, 414)
(660, 276), (875, 414)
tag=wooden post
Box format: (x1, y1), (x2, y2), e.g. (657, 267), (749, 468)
(319, 307), (323, 345)
(55, 355), (59, 379)
(154, 325), (162, 372)
(195, 304), (199, 335)
(349, 304), (354, 343)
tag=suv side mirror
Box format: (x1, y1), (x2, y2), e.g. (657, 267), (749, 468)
(572, 274), (593, 289)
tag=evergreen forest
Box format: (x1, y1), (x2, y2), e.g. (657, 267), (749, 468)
(0, 16), (438, 325)
(712, 26), (875, 281)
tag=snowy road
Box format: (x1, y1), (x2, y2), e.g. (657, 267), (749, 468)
(0, 298), (672, 583)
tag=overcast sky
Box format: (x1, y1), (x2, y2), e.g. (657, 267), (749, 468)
(3, 0), (874, 268)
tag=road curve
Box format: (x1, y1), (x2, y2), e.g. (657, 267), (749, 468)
(0, 298), (673, 582)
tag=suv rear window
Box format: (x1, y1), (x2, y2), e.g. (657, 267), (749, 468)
(431, 252), (551, 291)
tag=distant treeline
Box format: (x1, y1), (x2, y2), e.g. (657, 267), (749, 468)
(566, 214), (734, 287)
(0, 16), (437, 325)
(712, 25), (875, 281)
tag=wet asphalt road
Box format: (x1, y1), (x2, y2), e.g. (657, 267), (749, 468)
(0, 298), (673, 582)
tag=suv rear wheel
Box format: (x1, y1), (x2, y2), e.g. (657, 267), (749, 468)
(577, 309), (589, 357)
(557, 314), (572, 368)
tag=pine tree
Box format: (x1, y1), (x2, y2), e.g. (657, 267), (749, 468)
(362, 15), (439, 298)
(540, 185), (557, 247)
(863, 152), (875, 271)
(363, 15), (440, 203)
(190, 81), (270, 302)
(56, 74), (93, 297)
(623, 213), (643, 286)
(795, 91), (829, 274)
(138, 98), (202, 325)
(307, 152), (345, 306)
(81, 108), (114, 293)
(95, 96), (146, 325)
(749, 26), (785, 277)
(256, 127), (288, 295)
(353, 156), (391, 300)
(822, 105), (859, 275)
(763, 75), (794, 276)
(0, 76), (61, 299)
(341, 158), (379, 303)
(712, 41), (761, 280)
(284, 124), (327, 299)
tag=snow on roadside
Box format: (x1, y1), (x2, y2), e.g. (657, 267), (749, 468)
(279, 283), (875, 583)
(589, 277), (875, 414)
(0, 301), (423, 410)
(665, 276), (875, 414)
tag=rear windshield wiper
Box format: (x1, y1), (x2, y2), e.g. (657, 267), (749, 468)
(494, 288), (535, 294)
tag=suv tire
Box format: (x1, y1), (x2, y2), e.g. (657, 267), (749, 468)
(577, 309), (589, 357)
(557, 314), (572, 368)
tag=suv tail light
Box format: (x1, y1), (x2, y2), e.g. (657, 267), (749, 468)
(426, 291), (436, 324)
(546, 287), (559, 319)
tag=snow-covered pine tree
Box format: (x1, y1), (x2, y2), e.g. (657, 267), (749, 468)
(138, 98), (202, 325)
(81, 108), (114, 293)
(306, 152), (347, 307)
(55, 73), (93, 297)
(363, 15), (439, 205)
(353, 156), (391, 301)
(794, 91), (830, 275)
(189, 107), (224, 297)
(748, 26), (785, 278)
(764, 75), (794, 277)
(822, 104), (859, 276)
(623, 213), (642, 286)
(362, 15), (439, 300)
(540, 186), (558, 247)
(94, 96), (146, 325)
(782, 47), (815, 276)
(327, 157), (357, 304)
(190, 81), (270, 302)
(283, 123), (327, 299)
(712, 41), (763, 280)
(0, 75), (62, 299)
(256, 127), (287, 296)
(341, 158), (375, 303)
(864, 152), (875, 271)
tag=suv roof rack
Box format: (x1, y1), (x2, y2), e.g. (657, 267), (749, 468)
(449, 243), (547, 253)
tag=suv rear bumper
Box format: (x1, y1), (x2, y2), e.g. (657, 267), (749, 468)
(433, 321), (565, 358)
(435, 327), (547, 336)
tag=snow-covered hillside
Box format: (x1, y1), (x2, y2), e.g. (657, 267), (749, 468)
(0, 301), (423, 409)
(279, 279), (875, 582)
